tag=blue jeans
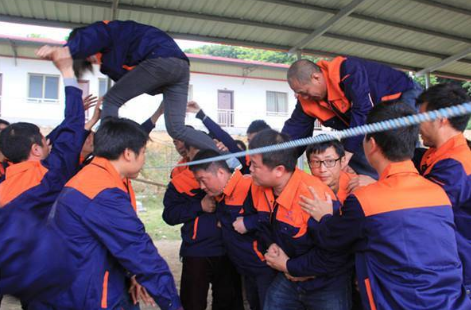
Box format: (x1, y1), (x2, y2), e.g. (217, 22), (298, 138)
(264, 274), (352, 310)
(399, 81), (423, 111)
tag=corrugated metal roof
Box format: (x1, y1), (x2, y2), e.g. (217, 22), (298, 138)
(0, 0), (470, 80)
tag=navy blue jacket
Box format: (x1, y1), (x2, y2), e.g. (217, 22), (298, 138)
(163, 167), (225, 258)
(282, 56), (416, 153)
(0, 86), (85, 302)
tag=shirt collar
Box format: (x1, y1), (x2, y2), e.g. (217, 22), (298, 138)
(379, 160), (418, 181)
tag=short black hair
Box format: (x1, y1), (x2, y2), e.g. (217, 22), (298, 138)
(235, 139), (247, 151)
(247, 120), (271, 135)
(0, 119), (10, 128)
(94, 118), (148, 160)
(416, 83), (470, 132)
(0, 122), (44, 163)
(366, 102), (419, 162)
(189, 149), (230, 174)
(248, 129), (297, 172)
(306, 136), (345, 160)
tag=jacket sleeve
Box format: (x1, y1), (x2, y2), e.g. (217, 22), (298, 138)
(66, 21), (112, 59)
(424, 158), (471, 208)
(196, 110), (239, 152)
(82, 189), (181, 310)
(42, 86), (85, 190)
(341, 60), (375, 153)
(286, 195), (364, 277)
(282, 101), (315, 156)
(162, 182), (203, 225)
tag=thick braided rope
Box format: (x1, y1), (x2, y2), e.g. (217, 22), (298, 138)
(163, 102), (471, 168)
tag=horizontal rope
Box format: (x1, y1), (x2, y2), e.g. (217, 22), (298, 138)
(144, 102), (471, 170)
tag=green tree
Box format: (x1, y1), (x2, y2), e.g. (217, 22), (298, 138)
(27, 33), (44, 38)
(184, 45), (322, 64)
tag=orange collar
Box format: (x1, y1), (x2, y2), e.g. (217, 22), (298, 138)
(222, 169), (243, 198)
(275, 168), (304, 211)
(5, 160), (43, 178)
(316, 56), (347, 103)
(379, 160), (418, 181)
(90, 157), (130, 194)
(423, 134), (467, 166)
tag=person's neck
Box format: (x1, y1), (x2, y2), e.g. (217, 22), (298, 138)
(434, 129), (461, 149)
(374, 157), (395, 178)
(109, 160), (126, 179)
(273, 171), (293, 196)
(331, 181), (340, 194)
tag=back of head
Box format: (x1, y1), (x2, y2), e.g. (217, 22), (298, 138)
(248, 129), (297, 172)
(416, 83), (470, 132)
(0, 118), (10, 129)
(68, 27), (93, 79)
(0, 122), (43, 164)
(287, 59), (321, 85)
(94, 118), (148, 160)
(246, 120), (271, 135)
(306, 135), (345, 160)
(366, 102), (418, 162)
(190, 149), (231, 174)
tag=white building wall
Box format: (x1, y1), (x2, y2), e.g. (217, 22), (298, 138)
(0, 56), (296, 133)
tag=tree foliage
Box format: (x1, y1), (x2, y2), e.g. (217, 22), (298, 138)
(184, 44), (323, 64)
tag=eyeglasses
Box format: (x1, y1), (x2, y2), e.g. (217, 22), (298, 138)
(309, 158), (341, 168)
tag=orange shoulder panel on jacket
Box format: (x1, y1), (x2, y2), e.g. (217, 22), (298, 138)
(171, 168), (200, 196)
(66, 157), (129, 200)
(223, 172), (253, 206)
(354, 171), (450, 217)
(0, 161), (49, 207)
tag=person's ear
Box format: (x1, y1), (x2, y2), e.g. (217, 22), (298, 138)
(122, 148), (134, 162)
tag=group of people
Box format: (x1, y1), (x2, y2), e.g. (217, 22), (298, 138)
(0, 19), (470, 310)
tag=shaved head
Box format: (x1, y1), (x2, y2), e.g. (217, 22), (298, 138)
(287, 59), (321, 85)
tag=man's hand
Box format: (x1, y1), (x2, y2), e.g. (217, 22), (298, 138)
(347, 175), (376, 194)
(129, 276), (156, 307)
(214, 139), (229, 153)
(85, 96), (103, 131)
(201, 194), (216, 213)
(150, 102), (165, 125)
(36, 46), (74, 78)
(83, 94), (98, 112)
(187, 101), (202, 113)
(299, 186), (333, 222)
(232, 216), (247, 234)
(265, 243), (289, 273)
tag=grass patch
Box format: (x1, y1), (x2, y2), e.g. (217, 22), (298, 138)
(137, 193), (182, 241)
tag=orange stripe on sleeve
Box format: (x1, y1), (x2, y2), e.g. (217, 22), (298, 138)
(192, 217), (199, 240)
(364, 278), (377, 310)
(101, 271), (109, 309)
(381, 92), (402, 102)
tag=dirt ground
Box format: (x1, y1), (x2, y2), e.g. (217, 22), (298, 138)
(1, 240), (183, 310)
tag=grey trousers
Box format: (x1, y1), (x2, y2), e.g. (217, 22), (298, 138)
(101, 57), (220, 152)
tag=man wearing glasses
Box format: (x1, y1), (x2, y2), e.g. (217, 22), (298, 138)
(305, 135), (375, 204)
